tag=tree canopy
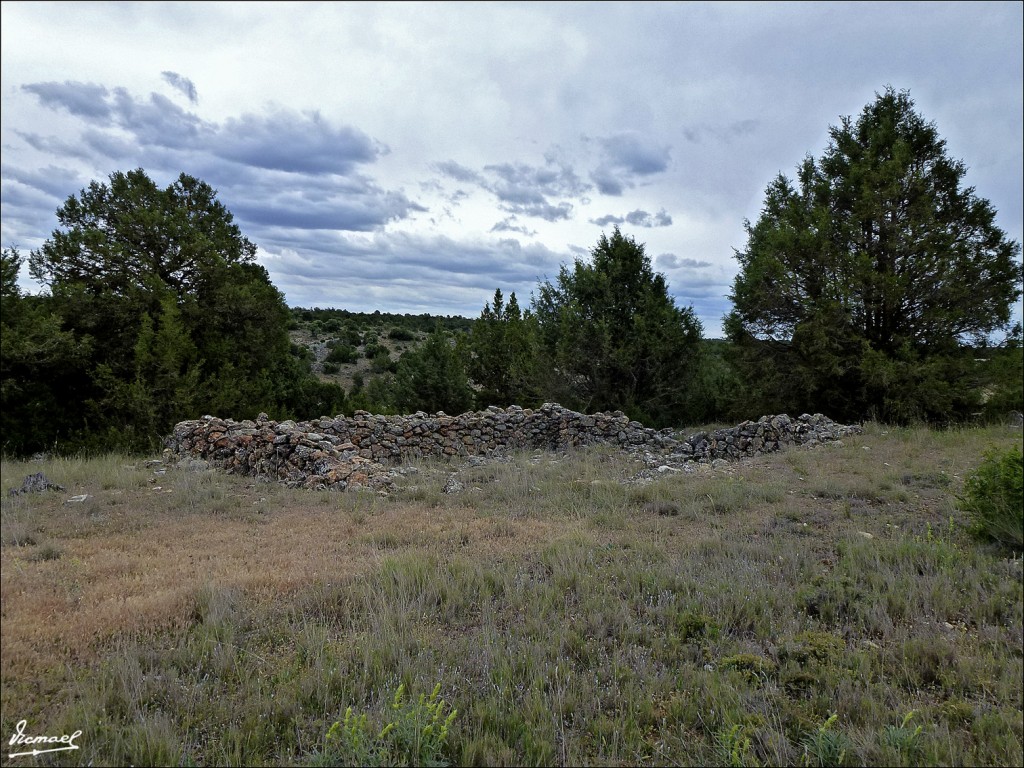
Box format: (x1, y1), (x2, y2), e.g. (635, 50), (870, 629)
(467, 289), (542, 409)
(726, 87), (1023, 423)
(532, 227), (703, 426)
(3, 169), (343, 454)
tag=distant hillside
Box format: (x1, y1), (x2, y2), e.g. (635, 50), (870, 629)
(288, 306), (475, 391)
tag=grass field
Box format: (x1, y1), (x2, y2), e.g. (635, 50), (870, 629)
(1, 422), (1021, 766)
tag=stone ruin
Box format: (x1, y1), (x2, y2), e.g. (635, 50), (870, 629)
(165, 403), (862, 493)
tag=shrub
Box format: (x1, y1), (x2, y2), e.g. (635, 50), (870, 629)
(369, 349), (395, 373)
(326, 345), (359, 365)
(323, 362), (340, 375)
(958, 445), (1023, 551)
(879, 710), (924, 766)
(388, 327), (416, 342)
(341, 326), (363, 347)
(290, 342), (314, 361)
(364, 342), (388, 359)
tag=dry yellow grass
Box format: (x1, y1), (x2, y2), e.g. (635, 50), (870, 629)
(0, 463), (566, 688)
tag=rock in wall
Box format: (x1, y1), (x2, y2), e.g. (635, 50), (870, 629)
(165, 404), (862, 492)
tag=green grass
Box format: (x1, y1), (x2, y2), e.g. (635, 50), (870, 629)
(1, 422), (1022, 766)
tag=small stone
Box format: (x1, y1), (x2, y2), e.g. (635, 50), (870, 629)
(442, 475), (464, 494)
(65, 494), (93, 504)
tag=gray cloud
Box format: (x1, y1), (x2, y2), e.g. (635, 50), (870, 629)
(160, 71), (198, 103)
(625, 208), (672, 227)
(1, 165), (85, 202)
(490, 217), (537, 236)
(682, 119), (760, 144)
(435, 160), (483, 184)
(590, 131), (672, 194)
(512, 201), (573, 222)
(434, 157), (590, 221)
(21, 81), (112, 120)
(657, 253), (713, 270)
(212, 110), (381, 175)
(83, 128), (142, 160)
(232, 187), (425, 232)
(22, 80), (383, 176)
(257, 230), (569, 314)
(0, 179), (64, 243)
(599, 132), (671, 176)
(484, 161), (589, 199)
(481, 160), (588, 220)
(16, 79), (414, 233)
(110, 88), (207, 148)
(589, 166), (625, 196)
(590, 208), (672, 228)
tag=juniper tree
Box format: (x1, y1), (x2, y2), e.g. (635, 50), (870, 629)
(468, 288), (542, 408)
(21, 169), (341, 451)
(726, 88), (1023, 422)
(533, 227), (703, 426)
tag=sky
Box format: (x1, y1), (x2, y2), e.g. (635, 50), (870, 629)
(2, 1), (1022, 338)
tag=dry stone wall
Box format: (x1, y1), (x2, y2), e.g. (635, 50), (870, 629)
(166, 404), (862, 492)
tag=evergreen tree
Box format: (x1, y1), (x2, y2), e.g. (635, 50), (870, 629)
(392, 327), (474, 415)
(533, 227), (703, 426)
(727, 88), (1023, 423)
(468, 288), (542, 408)
(1, 248), (87, 454)
(17, 169), (340, 452)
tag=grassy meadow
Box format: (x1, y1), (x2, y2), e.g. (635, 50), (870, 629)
(1, 422), (1022, 766)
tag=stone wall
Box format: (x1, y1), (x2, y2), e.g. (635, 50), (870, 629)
(166, 404), (862, 492)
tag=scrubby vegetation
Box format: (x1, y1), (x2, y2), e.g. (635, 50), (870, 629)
(2, 423), (1021, 766)
(959, 444), (1024, 551)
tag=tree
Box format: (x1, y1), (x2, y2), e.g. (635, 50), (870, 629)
(467, 288), (542, 408)
(726, 88), (1023, 423)
(533, 227), (703, 426)
(1, 248), (87, 454)
(392, 327), (474, 415)
(18, 169), (340, 452)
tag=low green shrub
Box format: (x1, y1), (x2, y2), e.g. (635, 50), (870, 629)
(388, 327), (416, 341)
(326, 344), (359, 364)
(958, 445), (1023, 551)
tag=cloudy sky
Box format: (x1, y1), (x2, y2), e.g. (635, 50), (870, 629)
(2, 1), (1022, 337)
